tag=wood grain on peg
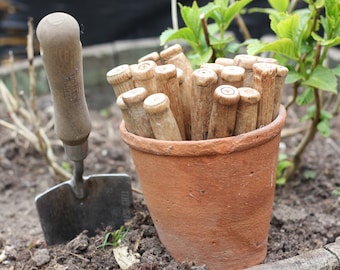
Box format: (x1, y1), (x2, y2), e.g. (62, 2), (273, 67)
(253, 62), (277, 128)
(221, 65), (245, 88)
(160, 44), (192, 139)
(116, 94), (134, 134)
(234, 87), (261, 135)
(208, 85), (240, 139)
(122, 87), (154, 138)
(106, 64), (135, 97)
(130, 60), (157, 95)
(143, 93), (182, 141)
(233, 54), (258, 87)
(200, 63), (224, 86)
(273, 65), (288, 120)
(191, 68), (218, 140)
(138, 51), (162, 65)
(155, 64), (185, 139)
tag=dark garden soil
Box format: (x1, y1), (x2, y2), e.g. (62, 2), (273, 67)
(0, 94), (339, 270)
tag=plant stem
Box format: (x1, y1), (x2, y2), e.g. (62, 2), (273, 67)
(234, 12), (251, 40)
(285, 81), (299, 110)
(230, 0), (251, 41)
(200, 13), (216, 62)
(286, 42), (323, 180)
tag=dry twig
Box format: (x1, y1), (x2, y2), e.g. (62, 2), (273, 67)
(0, 18), (71, 182)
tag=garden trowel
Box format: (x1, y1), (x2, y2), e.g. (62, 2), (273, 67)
(35, 12), (133, 246)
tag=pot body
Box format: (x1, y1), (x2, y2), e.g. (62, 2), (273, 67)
(120, 106), (286, 270)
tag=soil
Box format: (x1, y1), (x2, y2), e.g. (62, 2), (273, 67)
(0, 94), (339, 270)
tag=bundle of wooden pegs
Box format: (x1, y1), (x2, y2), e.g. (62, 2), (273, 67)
(106, 44), (288, 141)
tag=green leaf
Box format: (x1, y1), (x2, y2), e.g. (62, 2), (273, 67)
(247, 38), (298, 60)
(221, 0), (253, 30)
(332, 187), (340, 196)
(200, 2), (218, 17)
(333, 65), (340, 76)
(312, 32), (340, 47)
(276, 177), (286, 185)
(303, 169), (317, 180)
(317, 120), (331, 137)
(297, 87), (314, 106)
(187, 48), (213, 66)
(246, 39), (266, 55)
(274, 14), (299, 40)
(286, 70), (303, 84)
(302, 65), (337, 93)
(179, 2), (201, 38)
(321, 109), (333, 121)
(160, 28), (196, 46)
(160, 29), (177, 45)
(325, 0), (339, 29)
(268, 0), (289, 12)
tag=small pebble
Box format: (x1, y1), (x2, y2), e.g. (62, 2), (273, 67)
(66, 231), (89, 253)
(33, 248), (50, 267)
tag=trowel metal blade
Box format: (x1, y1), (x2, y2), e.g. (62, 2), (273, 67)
(35, 173), (133, 246)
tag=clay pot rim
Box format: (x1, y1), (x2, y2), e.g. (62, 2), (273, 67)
(120, 105), (286, 156)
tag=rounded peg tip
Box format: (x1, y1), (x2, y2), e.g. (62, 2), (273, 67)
(160, 44), (183, 60)
(221, 66), (245, 82)
(276, 65), (289, 77)
(116, 94), (127, 110)
(106, 64), (132, 85)
(138, 51), (161, 64)
(233, 54), (258, 69)
(215, 57), (234, 66)
(154, 64), (177, 79)
(252, 62), (278, 76)
(122, 87), (148, 105)
(143, 93), (170, 114)
(238, 87), (261, 104)
(192, 68), (218, 86)
(131, 60), (156, 80)
(200, 63), (224, 75)
(214, 85), (240, 105)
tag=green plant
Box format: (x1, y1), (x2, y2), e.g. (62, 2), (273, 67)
(276, 153), (293, 185)
(160, 0), (252, 67)
(96, 226), (129, 249)
(332, 187), (340, 196)
(246, 0), (340, 179)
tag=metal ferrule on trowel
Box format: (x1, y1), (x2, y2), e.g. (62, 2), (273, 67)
(63, 141), (88, 199)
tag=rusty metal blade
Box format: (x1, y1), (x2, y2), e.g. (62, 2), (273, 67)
(35, 173), (133, 246)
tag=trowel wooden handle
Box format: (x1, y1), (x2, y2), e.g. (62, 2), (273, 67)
(36, 12), (91, 146)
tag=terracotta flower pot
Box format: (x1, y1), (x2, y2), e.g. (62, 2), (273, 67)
(120, 106), (286, 270)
